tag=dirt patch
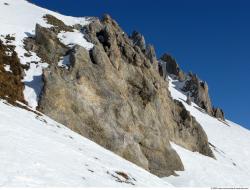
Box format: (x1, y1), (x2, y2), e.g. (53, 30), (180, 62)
(0, 38), (26, 104)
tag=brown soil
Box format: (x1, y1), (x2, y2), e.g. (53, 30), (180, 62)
(0, 38), (25, 104)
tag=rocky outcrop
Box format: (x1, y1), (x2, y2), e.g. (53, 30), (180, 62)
(145, 44), (158, 71)
(182, 73), (213, 115)
(213, 107), (225, 120)
(43, 14), (74, 33)
(38, 15), (186, 177)
(159, 53), (185, 81)
(170, 100), (214, 158)
(130, 31), (146, 52)
(24, 24), (68, 64)
(159, 53), (225, 120)
(27, 14), (215, 177)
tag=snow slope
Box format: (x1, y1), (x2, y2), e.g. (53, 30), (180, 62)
(164, 77), (250, 187)
(0, 0), (93, 109)
(0, 100), (171, 187)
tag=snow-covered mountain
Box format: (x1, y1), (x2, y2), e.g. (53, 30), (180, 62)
(0, 0), (249, 187)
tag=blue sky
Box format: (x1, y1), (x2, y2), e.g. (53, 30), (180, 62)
(30, 0), (250, 129)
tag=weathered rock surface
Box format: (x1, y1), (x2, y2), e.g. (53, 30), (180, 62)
(186, 93), (192, 105)
(170, 100), (214, 158)
(159, 53), (185, 81)
(182, 73), (213, 115)
(24, 24), (68, 64)
(213, 107), (225, 120)
(38, 15), (185, 177)
(145, 44), (158, 71)
(159, 53), (225, 120)
(130, 31), (146, 52)
(35, 14), (214, 177)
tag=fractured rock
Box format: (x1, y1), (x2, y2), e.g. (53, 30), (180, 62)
(38, 15), (186, 177)
(182, 73), (213, 115)
(24, 24), (68, 64)
(170, 100), (215, 158)
(159, 53), (185, 81)
(213, 107), (225, 121)
(131, 31), (146, 52)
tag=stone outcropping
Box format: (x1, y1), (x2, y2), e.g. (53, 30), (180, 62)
(159, 54), (225, 121)
(213, 107), (225, 120)
(22, 14), (215, 177)
(159, 53), (185, 81)
(24, 24), (68, 64)
(182, 73), (213, 115)
(170, 100), (214, 158)
(130, 31), (146, 52)
(38, 15), (186, 177)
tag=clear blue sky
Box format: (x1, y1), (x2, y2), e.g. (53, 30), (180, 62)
(30, 0), (250, 129)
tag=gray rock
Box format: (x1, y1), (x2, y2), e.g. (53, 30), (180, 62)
(182, 73), (213, 115)
(159, 53), (185, 81)
(38, 16), (185, 176)
(186, 93), (192, 105)
(213, 107), (225, 121)
(131, 31), (146, 51)
(24, 24), (67, 64)
(170, 100), (215, 158)
(34, 14), (215, 177)
(145, 44), (158, 70)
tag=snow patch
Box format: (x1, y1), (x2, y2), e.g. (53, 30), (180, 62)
(58, 31), (93, 50)
(4, 65), (11, 72)
(58, 54), (71, 69)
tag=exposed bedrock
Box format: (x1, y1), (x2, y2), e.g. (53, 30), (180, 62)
(159, 53), (225, 120)
(36, 14), (215, 176)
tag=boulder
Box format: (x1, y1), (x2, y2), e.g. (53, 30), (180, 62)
(24, 24), (68, 64)
(186, 93), (192, 105)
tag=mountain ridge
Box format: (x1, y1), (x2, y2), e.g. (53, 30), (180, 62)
(0, 0), (249, 187)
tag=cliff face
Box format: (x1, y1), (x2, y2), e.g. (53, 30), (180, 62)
(37, 15), (184, 177)
(0, 7), (215, 177)
(23, 14), (213, 177)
